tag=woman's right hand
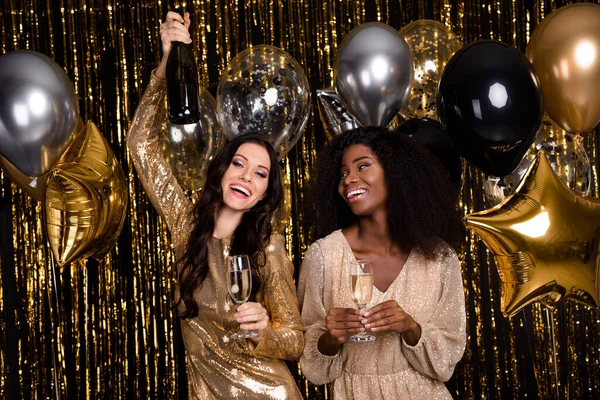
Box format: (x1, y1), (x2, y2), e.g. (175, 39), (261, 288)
(325, 307), (364, 344)
(317, 308), (363, 356)
(156, 11), (191, 78)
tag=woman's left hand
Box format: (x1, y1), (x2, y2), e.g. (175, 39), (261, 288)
(236, 302), (269, 343)
(362, 300), (422, 345)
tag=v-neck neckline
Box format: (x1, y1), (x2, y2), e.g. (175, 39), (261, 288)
(336, 230), (413, 295)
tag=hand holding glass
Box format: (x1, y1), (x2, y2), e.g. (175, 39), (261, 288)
(226, 255), (258, 339)
(349, 260), (376, 342)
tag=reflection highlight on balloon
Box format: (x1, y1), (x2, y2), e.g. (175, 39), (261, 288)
(574, 41), (596, 69)
(509, 210), (550, 239)
(488, 83), (508, 108)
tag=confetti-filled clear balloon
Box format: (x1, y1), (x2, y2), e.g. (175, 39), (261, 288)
(159, 87), (225, 193)
(399, 20), (462, 119)
(217, 45), (311, 160)
(484, 116), (590, 208)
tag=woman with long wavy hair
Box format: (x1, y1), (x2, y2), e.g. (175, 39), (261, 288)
(126, 11), (303, 399)
(298, 126), (466, 399)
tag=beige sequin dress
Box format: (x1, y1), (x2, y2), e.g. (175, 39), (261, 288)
(127, 72), (304, 400)
(298, 230), (466, 400)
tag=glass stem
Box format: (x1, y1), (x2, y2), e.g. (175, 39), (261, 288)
(358, 305), (367, 336)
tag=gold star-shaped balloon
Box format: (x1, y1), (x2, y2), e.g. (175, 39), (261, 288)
(465, 151), (600, 317)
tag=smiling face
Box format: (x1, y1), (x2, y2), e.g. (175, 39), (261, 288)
(338, 144), (388, 216)
(221, 142), (271, 212)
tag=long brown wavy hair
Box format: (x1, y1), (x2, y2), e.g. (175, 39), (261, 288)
(178, 133), (282, 318)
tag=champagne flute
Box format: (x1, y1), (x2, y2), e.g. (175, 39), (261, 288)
(226, 255), (257, 339)
(349, 260), (376, 342)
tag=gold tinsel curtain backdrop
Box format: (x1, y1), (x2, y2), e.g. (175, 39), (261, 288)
(1, 0), (599, 399)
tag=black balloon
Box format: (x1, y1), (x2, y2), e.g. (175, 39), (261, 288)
(437, 40), (543, 177)
(395, 118), (462, 193)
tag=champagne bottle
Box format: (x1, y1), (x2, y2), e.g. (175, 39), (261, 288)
(166, 12), (201, 125)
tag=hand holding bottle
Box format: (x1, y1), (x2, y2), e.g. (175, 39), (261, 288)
(156, 10), (201, 124)
(157, 11), (191, 78)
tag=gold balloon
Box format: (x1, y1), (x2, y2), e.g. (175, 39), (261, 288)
(271, 166), (292, 234)
(399, 19), (462, 119)
(44, 121), (128, 267)
(465, 151), (600, 317)
(525, 3), (600, 134)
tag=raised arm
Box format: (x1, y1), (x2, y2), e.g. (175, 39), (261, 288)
(126, 73), (194, 252)
(126, 11), (195, 254)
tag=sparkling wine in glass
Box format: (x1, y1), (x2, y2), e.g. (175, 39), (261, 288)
(349, 260), (376, 342)
(226, 255), (257, 339)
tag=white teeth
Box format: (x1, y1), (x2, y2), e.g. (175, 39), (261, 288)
(230, 185), (250, 196)
(347, 189), (366, 199)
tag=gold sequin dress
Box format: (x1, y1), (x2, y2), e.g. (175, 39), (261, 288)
(127, 72), (304, 400)
(298, 230), (466, 400)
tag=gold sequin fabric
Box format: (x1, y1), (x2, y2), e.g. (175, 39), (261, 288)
(126, 73), (304, 400)
(298, 230), (466, 399)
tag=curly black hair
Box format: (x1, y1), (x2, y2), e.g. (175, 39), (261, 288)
(306, 126), (462, 256)
(178, 133), (283, 319)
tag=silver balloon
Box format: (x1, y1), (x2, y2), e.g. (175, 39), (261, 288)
(334, 22), (413, 127)
(0, 50), (79, 176)
(159, 87), (226, 193)
(216, 45), (311, 160)
(316, 88), (359, 141)
(484, 116), (591, 208)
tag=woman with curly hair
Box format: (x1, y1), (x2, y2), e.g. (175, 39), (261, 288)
(126, 11), (303, 399)
(298, 126), (466, 399)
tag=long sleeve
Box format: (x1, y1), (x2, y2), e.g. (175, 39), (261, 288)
(250, 235), (304, 361)
(297, 241), (344, 385)
(126, 72), (194, 256)
(402, 248), (467, 382)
